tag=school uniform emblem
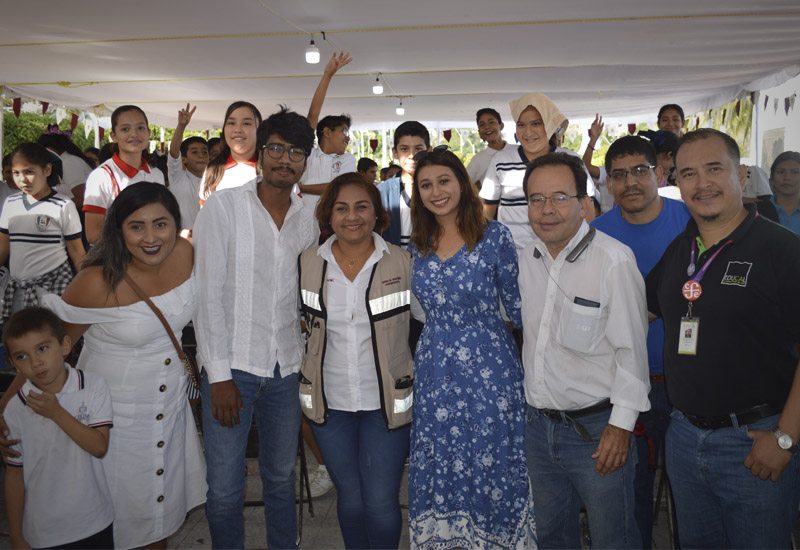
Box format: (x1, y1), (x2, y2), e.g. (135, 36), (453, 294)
(721, 261), (752, 287)
(35, 215), (53, 232)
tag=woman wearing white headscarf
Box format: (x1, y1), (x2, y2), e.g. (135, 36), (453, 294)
(480, 93), (593, 251)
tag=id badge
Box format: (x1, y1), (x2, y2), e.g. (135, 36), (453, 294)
(678, 317), (699, 355)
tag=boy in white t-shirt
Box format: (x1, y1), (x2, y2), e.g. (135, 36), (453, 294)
(4, 307), (114, 550)
(168, 104), (208, 233)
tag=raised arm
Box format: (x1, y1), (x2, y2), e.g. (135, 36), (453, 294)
(307, 52), (352, 129)
(582, 114), (604, 180)
(170, 103), (197, 160)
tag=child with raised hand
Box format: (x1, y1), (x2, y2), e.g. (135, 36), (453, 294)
(4, 307), (114, 550)
(199, 101), (262, 204)
(0, 143), (85, 323)
(83, 104), (164, 243)
(168, 103), (208, 234)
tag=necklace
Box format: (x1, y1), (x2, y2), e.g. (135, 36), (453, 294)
(334, 241), (373, 270)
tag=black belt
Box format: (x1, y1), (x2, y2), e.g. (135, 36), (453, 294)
(684, 403), (780, 430)
(540, 399), (613, 442)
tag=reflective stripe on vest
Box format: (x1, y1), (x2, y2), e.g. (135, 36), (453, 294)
(301, 289), (321, 311)
(369, 290), (410, 316)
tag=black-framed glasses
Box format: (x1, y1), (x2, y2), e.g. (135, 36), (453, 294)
(263, 143), (307, 162)
(413, 144), (449, 162)
(609, 165), (656, 184)
(527, 193), (579, 208)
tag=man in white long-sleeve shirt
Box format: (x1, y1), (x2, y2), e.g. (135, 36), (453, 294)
(518, 152), (650, 549)
(193, 107), (319, 550)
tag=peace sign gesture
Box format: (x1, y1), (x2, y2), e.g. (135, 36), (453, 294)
(178, 103), (197, 127)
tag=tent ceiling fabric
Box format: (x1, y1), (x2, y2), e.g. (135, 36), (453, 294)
(2, 1), (800, 129)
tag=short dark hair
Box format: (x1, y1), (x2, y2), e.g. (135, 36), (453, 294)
(677, 128), (741, 166)
(180, 136), (208, 158)
(83, 182), (182, 290)
(525, 152), (588, 198)
(3, 307), (66, 358)
(476, 107), (502, 126)
(770, 151), (800, 181)
(605, 135), (658, 174)
(256, 106), (315, 155)
(393, 121), (430, 149)
(315, 172), (389, 234)
(316, 114), (352, 144)
(357, 158), (378, 173)
(638, 129), (679, 158)
(657, 104), (685, 123)
(380, 167), (388, 178)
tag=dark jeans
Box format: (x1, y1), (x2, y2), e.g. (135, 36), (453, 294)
(311, 409), (410, 549)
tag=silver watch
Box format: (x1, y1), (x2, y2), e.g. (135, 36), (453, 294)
(773, 428), (798, 454)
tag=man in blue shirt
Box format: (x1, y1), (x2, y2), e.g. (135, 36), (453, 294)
(591, 135), (690, 548)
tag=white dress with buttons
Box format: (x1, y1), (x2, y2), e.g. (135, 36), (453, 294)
(41, 278), (206, 549)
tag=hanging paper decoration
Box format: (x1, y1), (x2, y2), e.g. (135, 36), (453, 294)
(70, 113), (79, 131)
(443, 129), (452, 142)
(84, 114), (92, 139)
(721, 109), (727, 124)
(734, 100), (741, 117)
(41, 102), (49, 115)
(694, 117), (700, 130)
(369, 139), (378, 153)
(56, 107), (66, 124)
(205, 130), (210, 139)
(12, 97), (21, 118)
(785, 98), (791, 116)
(626, 123), (635, 135)
(764, 95), (769, 110)
(99, 127), (105, 142)
(774, 98), (779, 114)
(791, 96), (796, 111)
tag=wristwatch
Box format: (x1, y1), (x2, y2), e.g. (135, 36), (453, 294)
(773, 428), (798, 454)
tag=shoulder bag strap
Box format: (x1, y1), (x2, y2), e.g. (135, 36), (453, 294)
(123, 274), (186, 361)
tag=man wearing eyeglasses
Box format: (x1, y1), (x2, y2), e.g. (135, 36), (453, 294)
(518, 152), (650, 549)
(590, 135), (690, 548)
(193, 107), (319, 550)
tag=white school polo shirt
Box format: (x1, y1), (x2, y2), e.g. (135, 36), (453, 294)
(299, 147), (357, 210)
(6, 367), (114, 548)
(167, 153), (202, 230)
(198, 155), (257, 204)
(83, 154), (164, 215)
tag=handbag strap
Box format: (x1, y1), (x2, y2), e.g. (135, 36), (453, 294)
(124, 274), (186, 361)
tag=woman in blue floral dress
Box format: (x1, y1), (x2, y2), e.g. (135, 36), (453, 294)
(407, 149), (536, 549)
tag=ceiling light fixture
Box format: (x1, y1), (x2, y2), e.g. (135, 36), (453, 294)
(396, 99), (405, 116)
(305, 35), (320, 64)
(372, 75), (384, 95)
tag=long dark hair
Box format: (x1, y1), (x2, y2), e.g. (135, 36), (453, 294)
(37, 133), (94, 169)
(83, 182), (181, 289)
(202, 101), (262, 196)
(410, 150), (486, 256)
(9, 142), (60, 189)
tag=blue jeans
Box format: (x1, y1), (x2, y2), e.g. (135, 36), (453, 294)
(633, 380), (672, 548)
(202, 366), (301, 550)
(666, 410), (800, 549)
(310, 409), (410, 549)
(525, 405), (640, 549)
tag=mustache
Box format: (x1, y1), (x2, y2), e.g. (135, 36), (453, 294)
(271, 166), (296, 176)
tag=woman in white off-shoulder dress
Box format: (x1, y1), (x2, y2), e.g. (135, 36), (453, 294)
(43, 182), (205, 549)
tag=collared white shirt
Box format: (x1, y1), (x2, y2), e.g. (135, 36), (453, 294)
(193, 177), (319, 383)
(317, 233), (387, 411)
(467, 141), (516, 185)
(167, 153), (201, 230)
(198, 155), (257, 203)
(84, 154), (164, 215)
(299, 147), (357, 210)
(519, 221), (650, 431)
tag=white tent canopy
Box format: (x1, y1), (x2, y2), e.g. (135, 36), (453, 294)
(2, 1), (800, 130)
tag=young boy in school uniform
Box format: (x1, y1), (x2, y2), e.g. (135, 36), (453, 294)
(4, 307), (114, 550)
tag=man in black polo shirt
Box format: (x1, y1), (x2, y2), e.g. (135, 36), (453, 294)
(646, 128), (800, 548)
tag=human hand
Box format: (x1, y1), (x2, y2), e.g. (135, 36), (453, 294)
(592, 424), (630, 474)
(25, 390), (62, 420)
(0, 413), (21, 459)
(211, 380), (243, 428)
(178, 103), (197, 127)
(589, 114), (604, 141)
(744, 429), (792, 481)
(9, 534), (30, 550)
(324, 52), (352, 77)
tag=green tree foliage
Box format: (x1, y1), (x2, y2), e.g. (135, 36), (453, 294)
(3, 111), (108, 156)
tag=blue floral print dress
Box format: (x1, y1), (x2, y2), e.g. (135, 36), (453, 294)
(408, 221), (536, 549)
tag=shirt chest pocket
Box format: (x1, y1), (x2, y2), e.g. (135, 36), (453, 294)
(557, 299), (606, 354)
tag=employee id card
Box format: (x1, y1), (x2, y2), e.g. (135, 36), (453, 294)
(678, 317), (699, 355)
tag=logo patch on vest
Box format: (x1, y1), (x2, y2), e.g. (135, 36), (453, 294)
(721, 261), (752, 287)
(35, 215), (52, 232)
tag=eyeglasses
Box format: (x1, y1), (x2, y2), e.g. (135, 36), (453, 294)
(263, 143), (307, 162)
(527, 193), (579, 208)
(329, 126), (350, 138)
(413, 144), (449, 163)
(609, 165), (656, 184)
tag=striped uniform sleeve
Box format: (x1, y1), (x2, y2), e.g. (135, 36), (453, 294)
(87, 373), (114, 428)
(60, 199), (84, 240)
(478, 155), (502, 204)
